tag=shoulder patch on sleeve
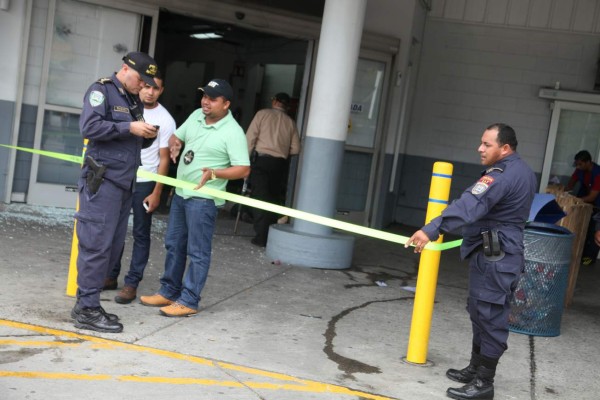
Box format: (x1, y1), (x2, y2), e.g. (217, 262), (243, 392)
(471, 176), (495, 195)
(88, 90), (105, 107)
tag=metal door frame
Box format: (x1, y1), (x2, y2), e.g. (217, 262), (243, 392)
(339, 49), (393, 225)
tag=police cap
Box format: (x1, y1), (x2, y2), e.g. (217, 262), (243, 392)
(122, 52), (158, 87)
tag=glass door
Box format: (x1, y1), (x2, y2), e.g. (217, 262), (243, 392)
(540, 101), (600, 192)
(27, 0), (156, 208)
(336, 51), (391, 225)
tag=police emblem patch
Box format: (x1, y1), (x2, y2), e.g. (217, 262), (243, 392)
(471, 176), (494, 195)
(183, 150), (194, 165)
(89, 90), (105, 107)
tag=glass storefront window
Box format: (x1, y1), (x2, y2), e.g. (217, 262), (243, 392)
(549, 109), (600, 184)
(37, 110), (82, 185)
(36, 0), (140, 186)
(46, 0), (141, 108)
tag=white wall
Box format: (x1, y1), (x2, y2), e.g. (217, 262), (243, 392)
(0, 0), (27, 102)
(406, 19), (600, 173)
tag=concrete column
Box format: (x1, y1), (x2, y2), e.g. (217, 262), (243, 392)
(267, 0), (367, 269)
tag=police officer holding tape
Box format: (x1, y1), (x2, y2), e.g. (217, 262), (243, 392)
(71, 52), (160, 333)
(406, 123), (537, 400)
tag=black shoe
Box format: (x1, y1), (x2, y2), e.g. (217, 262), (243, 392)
(446, 378), (494, 399)
(447, 364), (478, 383)
(74, 307), (123, 333)
(251, 237), (266, 247)
(71, 303), (119, 322)
(447, 365), (495, 400)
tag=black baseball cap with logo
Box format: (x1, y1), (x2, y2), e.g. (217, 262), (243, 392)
(198, 79), (234, 101)
(122, 52), (158, 87)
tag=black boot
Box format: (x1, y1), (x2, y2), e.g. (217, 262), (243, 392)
(446, 365), (495, 400)
(74, 307), (123, 333)
(447, 352), (481, 383)
(71, 303), (119, 322)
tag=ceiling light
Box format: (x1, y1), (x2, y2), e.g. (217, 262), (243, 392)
(190, 32), (223, 40)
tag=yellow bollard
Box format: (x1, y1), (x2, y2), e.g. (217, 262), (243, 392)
(65, 139), (88, 296)
(405, 161), (453, 364)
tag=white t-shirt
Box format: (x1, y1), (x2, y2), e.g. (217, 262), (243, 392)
(138, 103), (176, 182)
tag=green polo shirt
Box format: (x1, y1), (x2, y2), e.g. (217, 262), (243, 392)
(175, 109), (249, 205)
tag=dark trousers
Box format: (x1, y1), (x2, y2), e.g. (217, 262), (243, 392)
(75, 178), (132, 308)
(467, 251), (522, 359)
(250, 155), (288, 245)
(582, 210), (600, 262)
(109, 181), (156, 287)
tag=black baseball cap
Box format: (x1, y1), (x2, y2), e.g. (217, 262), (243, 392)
(122, 52), (159, 87)
(273, 92), (290, 106)
(198, 79), (233, 101)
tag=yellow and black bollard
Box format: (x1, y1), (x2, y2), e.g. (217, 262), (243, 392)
(405, 161), (453, 364)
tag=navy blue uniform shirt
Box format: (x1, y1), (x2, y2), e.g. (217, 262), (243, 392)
(422, 153), (537, 259)
(79, 73), (144, 191)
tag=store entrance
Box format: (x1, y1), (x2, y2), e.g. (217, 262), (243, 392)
(152, 10), (310, 209)
(154, 10), (309, 131)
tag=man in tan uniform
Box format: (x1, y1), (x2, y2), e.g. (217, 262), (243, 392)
(246, 92), (300, 247)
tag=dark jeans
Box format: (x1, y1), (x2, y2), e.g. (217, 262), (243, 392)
(250, 155), (288, 245)
(109, 181), (155, 288)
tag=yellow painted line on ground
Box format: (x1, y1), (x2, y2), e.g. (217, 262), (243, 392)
(0, 319), (397, 400)
(0, 371), (112, 381)
(0, 339), (82, 347)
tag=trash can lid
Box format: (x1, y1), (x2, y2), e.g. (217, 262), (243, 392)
(525, 221), (573, 237)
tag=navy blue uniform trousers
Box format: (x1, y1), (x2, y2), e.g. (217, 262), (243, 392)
(467, 251), (522, 359)
(75, 178), (133, 308)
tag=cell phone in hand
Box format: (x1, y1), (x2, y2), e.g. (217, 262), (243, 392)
(143, 202), (150, 211)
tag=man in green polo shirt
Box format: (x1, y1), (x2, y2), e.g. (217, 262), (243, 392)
(140, 79), (250, 317)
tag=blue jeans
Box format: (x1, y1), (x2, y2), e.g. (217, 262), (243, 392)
(109, 181), (155, 288)
(158, 194), (217, 309)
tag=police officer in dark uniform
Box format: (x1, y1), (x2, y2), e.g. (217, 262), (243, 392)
(406, 123), (537, 400)
(71, 52), (159, 333)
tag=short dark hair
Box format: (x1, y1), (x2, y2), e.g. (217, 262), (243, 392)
(574, 150), (592, 162)
(487, 123), (517, 151)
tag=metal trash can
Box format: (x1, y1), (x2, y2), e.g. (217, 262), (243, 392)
(508, 222), (573, 337)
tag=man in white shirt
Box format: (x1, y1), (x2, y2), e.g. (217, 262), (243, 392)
(105, 72), (176, 304)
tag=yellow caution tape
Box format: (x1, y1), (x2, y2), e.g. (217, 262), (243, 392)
(0, 144), (462, 251)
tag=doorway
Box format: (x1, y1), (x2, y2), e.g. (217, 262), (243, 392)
(153, 10), (309, 131)
(336, 51), (392, 225)
(152, 9), (310, 207)
(540, 100), (600, 191)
